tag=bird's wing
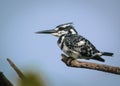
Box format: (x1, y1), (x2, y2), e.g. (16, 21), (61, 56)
(64, 34), (99, 57)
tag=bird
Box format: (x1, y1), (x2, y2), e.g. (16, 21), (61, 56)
(36, 22), (113, 62)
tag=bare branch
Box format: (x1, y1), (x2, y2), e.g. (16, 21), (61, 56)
(7, 58), (25, 79)
(61, 54), (120, 75)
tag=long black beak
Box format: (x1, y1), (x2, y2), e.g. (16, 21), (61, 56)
(35, 29), (56, 34)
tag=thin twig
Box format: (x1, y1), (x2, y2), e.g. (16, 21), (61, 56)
(7, 58), (25, 79)
(61, 54), (120, 75)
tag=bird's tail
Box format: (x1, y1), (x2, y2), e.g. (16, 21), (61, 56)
(102, 52), (113, 56)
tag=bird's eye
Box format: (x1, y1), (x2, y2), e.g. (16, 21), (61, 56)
(59, 31), (62, 34)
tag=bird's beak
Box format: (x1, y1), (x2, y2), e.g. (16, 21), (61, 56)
(35, 29), (56, 34)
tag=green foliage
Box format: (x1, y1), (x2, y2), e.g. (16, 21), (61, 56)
(18, 72), (45, 86)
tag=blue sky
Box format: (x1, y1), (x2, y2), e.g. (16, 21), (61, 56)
(0, 0), (120, 86)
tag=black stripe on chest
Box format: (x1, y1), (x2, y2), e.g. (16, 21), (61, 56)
(57, 35), (65, 50)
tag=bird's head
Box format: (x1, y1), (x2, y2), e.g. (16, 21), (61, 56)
(36, 22), (78, 37)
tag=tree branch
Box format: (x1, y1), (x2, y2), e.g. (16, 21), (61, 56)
(0, 72), (13, 86)
(61, 54), (120, 75)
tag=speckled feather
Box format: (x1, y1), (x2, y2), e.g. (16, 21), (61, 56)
(58, 34), (100, 59)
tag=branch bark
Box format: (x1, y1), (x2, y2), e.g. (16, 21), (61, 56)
(61, 54), (120, 75)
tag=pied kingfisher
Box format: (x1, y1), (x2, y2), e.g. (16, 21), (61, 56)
(36, 23), (113, 62)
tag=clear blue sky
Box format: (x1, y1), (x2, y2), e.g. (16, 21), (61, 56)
(0, 0), (120, 86)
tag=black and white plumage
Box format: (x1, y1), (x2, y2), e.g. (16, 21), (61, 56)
(36, 23), (113, 62)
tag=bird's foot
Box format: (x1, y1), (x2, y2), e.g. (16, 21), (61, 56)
(61, 54), (75, 66)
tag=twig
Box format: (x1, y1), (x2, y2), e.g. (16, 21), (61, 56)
(61, 54), (120, 75)
(0, 72), (13, 86)
(7, 58), (25, 79)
